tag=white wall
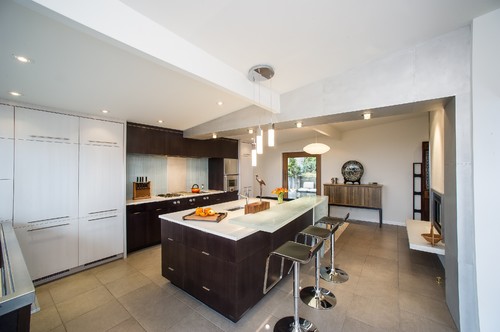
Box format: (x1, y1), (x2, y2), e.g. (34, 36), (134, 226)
(430, 109), (445, 193)
(472, 8), (500, 331)
(254, 114), (429, 225)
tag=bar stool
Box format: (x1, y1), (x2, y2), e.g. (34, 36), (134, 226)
(295, 225), (336, 310)
(317, 213), (350, 283)
(263, 239), (323, 332)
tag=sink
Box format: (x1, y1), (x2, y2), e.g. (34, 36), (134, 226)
(226, 206), (245, 212)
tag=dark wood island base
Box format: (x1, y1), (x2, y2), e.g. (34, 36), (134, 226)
(161, 209), (313, 322)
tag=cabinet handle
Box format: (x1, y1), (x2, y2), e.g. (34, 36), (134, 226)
(167, 237), (174, 241)
(29, 135), (69, 141)
(28, 216), (69, 224)
(28, 223), (70, 232)
(202, 286), (210, 292)
(88, 140), (118, 145)
(132, 212), (142, 215)
(89, 209), (117, 214)
(168, 267), (174, 271)
(201, 251), (210, 256)
(156, 208), (163, 211)
(88, 215), (117, 222)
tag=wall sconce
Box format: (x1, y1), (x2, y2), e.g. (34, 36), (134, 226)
(296, 121), (303, 128)
(212, 133), (217, 139)
(248, 128), (254, 134)
(363, 113), (371, 120)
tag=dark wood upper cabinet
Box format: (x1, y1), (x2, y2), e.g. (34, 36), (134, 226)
(127, 122), (238, 159)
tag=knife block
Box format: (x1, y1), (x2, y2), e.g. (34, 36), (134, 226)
(133, 181), (151, 200)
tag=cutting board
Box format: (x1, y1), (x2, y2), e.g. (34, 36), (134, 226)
(182, 211), (227, 222)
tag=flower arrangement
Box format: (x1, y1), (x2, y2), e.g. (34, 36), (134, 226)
(272, 187), (288, 204)
(271, 187), (288, 195)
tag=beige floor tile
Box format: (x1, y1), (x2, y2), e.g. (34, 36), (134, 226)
(368, 246), (399, 261)
(30, 305), (63, 332)
(166, 310), (223, 331)
(48, 272), (102, 304)
(106, 317), (146, 332)
(105, 272), (152, 298)
(35, 286), (55, 309)
(56, 285), (114, 322)
(399, 309), (457, 331)
(341, 316), (387, 332)
(353, 275), (399, 299)
(93, 260), (138, 284)
(399, 290), (455, 328)
(64, 300), (130, 332)
(399, 270), (446, 301)
(346, 293), (400, 330)
(49, 325), (67, 332)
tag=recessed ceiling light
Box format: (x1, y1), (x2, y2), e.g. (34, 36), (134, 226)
(158, 120), (163, 123)
(296, 121), (302, 128)
(101, 109), (109, 114)
(13, 55), (31, 63)
(217, 101), (223, 106)
(9, 91), (22, 97)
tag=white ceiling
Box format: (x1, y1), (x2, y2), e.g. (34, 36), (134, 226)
(1, 0), (499, 139)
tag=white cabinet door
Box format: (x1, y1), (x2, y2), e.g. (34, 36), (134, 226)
(15, 220), (79, 280)
(0, 104), (14, 138)
(0, 105), (14, 222)
(14, 140), (79, 226)
(0, 104), (14, 180)
(80, 118), (123, 147)
(79, 118), (124, 264)
(79, 119), (123, 215)
(15, 107), (79, 142)
(0, 180), (13, 222)
(79, 213), (124, 265)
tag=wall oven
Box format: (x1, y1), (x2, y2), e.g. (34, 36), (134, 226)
(224, 175), (238, 192)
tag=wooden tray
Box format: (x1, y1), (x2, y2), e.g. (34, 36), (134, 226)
(182, 211), (227, 222)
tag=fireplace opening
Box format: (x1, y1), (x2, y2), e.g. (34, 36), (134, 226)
(431, 190), (443, 235)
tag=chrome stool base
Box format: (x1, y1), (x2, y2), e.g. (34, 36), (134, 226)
(300, 286), (337, 310)
(274, 316), (319, 332)
(320, 266), (349, 283)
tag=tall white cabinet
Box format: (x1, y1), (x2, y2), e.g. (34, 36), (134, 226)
(12, 106), (125, 280)
(78, 118), (124, 265)
(0, 104), (14, 223)
(14, 107), (80, 279)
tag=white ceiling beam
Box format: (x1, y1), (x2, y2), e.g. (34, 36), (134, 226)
(27, 0), (280, 113)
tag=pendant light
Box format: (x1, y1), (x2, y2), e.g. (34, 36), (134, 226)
(303, 142), (330, 154)
(303, 130), (330, 154)
(248, 64), (276, 152)
(268, 123), (275, 147)
(251, 143), (257, 167)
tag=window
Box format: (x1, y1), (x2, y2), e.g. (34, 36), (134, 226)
(282, 152), (322, 199)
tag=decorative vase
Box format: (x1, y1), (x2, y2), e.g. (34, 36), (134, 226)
(277, 192), (284, 204)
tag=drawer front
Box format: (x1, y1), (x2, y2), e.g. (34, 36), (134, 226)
(162, 240), (185, 287)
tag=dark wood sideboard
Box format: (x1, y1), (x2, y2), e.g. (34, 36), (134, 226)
(323, 184), (383, 227)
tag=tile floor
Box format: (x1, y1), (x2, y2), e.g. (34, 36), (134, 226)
(30, 220), (457, 332)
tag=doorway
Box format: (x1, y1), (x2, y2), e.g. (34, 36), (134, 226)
(282, 152), (322, 199)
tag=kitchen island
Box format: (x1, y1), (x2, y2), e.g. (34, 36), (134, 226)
(159, 196), (327, 322)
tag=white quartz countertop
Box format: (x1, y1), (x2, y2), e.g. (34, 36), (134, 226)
(126, 190), (225, 205)
(159, 196), (328, 241)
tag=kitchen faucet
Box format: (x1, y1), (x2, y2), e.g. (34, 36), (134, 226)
(238, 193), (249, 205)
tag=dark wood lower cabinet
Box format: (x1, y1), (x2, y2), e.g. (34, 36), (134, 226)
(160, 209), (313, 322)
(127, 192), (238, 253)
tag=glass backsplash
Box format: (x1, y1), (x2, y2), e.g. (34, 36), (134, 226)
(126, 154), (208, 198)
